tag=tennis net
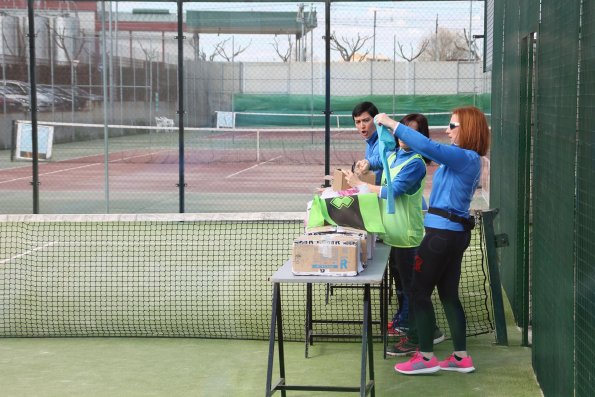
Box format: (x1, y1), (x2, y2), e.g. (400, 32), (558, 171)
(0, 212), (493, 340)
(12, 120), (363, 166)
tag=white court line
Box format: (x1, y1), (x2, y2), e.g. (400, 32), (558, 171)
(0, 242), (57, 265)
(0, 150), (172, 185)
(225, 156), (283, 178)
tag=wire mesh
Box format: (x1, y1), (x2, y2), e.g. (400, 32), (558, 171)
(0, 212), (494, 341)
(0, 1), (489, 214)
(491, 0), (594, 395)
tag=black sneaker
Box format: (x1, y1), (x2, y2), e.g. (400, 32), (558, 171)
(386, 337), (418, 357)
(433, 328), (445, 345)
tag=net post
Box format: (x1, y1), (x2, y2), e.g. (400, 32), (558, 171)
(481, 208), (509, 345)
(257, 130), (260, 163)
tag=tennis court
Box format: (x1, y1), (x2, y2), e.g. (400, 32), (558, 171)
(3, 0), (592, 395)
(1, 123), (487, 214)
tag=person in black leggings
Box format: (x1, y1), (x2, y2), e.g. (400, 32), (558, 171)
(375, 106), (490, 375)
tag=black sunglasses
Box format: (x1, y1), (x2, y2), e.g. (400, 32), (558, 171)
(449, 122), (460, 130)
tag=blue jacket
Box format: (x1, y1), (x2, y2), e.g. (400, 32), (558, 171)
(365, 131), (383, 185)
(394, 123), (482, 231)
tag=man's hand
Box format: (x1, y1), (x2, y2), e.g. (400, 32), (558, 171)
(355, 159), (370, 174)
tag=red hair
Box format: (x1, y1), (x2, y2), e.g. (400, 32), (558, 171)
(453, 106), (490, 156)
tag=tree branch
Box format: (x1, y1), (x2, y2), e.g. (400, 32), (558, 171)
(272, 35), (293, 63)
(329, 31), (372, 62)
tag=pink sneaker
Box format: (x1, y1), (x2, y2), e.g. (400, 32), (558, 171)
(394, 352), (440, 375)
(439, 354), (476, 373)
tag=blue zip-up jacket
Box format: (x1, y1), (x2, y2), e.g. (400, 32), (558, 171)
(394, 123), (482, 231)
(379, 149), (426, 200)
(365, 131), (384, 185)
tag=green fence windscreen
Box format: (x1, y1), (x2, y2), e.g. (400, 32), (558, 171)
(532, 1), (580, 395)
(490, 0), (524, 326)
(232, 94), (491, 127)
(576, 2), (595, 396)
(491, 0), (595, 395)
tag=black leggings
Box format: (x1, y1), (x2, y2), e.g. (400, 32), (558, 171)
(411, 227), (471, 352)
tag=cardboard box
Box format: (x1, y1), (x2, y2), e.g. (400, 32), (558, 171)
(304, 225), (374, 262)
(331, 168), (376, 191)
(292, 234), (362, 276)
(335, 226), (375, 261)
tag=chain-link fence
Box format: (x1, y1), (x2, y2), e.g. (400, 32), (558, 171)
(0, 1), (488, 214)
(490, 0), (594, 396)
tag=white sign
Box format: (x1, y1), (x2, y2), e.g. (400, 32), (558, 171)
(216, 111), (235, 128)
(14, 122), (54, 161)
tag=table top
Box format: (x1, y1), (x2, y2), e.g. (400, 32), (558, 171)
(270, 242), (390, 285)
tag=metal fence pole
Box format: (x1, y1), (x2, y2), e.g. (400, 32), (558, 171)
(323, 0), (330, 186)
(482, 209), (509, 345)
(176, 0), (185, 213)
(100, 0), (110, 213)
(26, 0), (39, 214)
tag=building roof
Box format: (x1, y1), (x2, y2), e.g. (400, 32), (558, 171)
(99, 10), (317, 37)
(186, 11), (317, 36)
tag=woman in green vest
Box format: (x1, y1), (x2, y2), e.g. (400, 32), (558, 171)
(345, 113), (443, 355)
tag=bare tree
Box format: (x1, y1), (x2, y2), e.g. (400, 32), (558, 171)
(454, 28), (482, 61)
(396, 39), (429, 62)
(329, 31), (372, 62)
(271, 35), (293, 63)
(187, 35), (216, 61)
(188, 33), (201, 61)
(51, 24), (88, 112)
(188, 35), (242, 62)
(418, 28), (471, 61)
(199, 49), (218, 62)
(51, 24), (87, 64)
(213, 37), (252, 62)
(137, 40), (159, 62)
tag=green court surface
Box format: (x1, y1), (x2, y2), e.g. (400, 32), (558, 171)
(0, 323), (540, 397)
(0, 214), (538, 395)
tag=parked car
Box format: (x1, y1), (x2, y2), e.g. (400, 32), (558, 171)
(0, 93), (27, 112)
(38, 84), (88, 110)
(57, 85), (103, 104)
(1, 81), (53, 111)
(36, 85), (72, 110)
(0, 85), (30, 111)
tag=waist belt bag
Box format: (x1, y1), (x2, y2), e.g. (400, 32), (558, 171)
(428, 207), (475, 231)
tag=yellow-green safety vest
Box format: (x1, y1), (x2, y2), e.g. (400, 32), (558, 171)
(379, 152), (426, 248)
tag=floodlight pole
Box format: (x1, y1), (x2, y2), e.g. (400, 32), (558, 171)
(371, 9), (376, 94)
(100, 0), (110, 212)
(26, 0), (39, 213)
(323, 0), (331, 186)
(176, 0), (185, 213)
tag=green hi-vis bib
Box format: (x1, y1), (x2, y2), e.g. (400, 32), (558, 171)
(308, 193), (386, 233)
(379, 152), (426, 248)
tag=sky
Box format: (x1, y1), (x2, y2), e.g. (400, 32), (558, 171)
(113, 1), (485, 62)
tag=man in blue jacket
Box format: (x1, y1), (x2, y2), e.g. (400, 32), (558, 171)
(352, 101), (383, 185)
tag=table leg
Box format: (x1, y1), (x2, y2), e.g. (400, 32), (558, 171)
(266, 283), (286, 397)
(382, 268), (389, 359)
(367, 284), (376, 397)
(360, 284), (375, 397)
(305, 282), (313, 358)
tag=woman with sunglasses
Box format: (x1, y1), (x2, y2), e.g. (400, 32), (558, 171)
(374, 106), (490, 375)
